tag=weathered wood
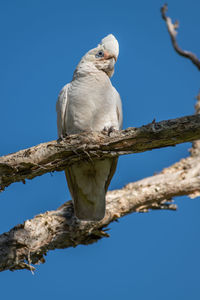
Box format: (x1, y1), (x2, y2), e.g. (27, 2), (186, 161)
(1, 148), (200, 272)
(1, 114), (200, 191)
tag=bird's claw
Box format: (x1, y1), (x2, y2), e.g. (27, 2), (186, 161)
(103, 126), (117, 137)
(57, 133), (68, 143)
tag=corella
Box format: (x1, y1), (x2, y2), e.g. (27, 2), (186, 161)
(56, 34), (123, 221)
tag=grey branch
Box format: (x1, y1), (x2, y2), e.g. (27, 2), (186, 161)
(1, 114), (200, 192)
(1, 145), (200, 272)
(1, 112), (200, 272)
(161, 4), (200, 70)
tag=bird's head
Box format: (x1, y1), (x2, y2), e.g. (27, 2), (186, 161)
(78, 34), (119, 78)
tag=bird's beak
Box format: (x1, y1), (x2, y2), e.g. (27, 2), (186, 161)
(103, 50), (117, 62)
(113, 55), (117, 62)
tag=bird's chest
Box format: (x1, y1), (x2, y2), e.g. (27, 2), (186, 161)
(66, 76), (113, 133)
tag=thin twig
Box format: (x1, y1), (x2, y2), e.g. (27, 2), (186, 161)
(161, 4), (200, 70)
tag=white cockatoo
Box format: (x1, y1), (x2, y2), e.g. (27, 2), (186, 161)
(56, 34), (123, 221)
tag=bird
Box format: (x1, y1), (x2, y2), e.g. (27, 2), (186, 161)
(56, 34), (123, 221)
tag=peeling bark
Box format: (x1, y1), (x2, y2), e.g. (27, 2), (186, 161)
(1, 114), (200, 192)
(0, 146), (200, 272)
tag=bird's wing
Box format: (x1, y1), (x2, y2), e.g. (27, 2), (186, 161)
(105, 157), (118, 192)
(113, 86), (123, 130)
(104, 88), (122, 192)
(56, 83), (70, 138)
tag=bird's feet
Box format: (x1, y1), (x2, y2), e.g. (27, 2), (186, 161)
(102, 126), (117, 137)
(57, 133), (68, 143)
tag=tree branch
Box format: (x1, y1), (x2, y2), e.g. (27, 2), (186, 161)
(1, 114), (200, 192)
(161, 4), (200, 70)
(1, 144), (200, 272)
(1, 111), (200, 272)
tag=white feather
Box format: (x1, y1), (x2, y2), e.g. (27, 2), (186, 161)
(100, 34), (119, 59)
(56, 83), (69, 138)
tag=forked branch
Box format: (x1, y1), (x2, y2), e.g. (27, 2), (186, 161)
(0, 147), (200, 272)
(161, 4), (200, 70)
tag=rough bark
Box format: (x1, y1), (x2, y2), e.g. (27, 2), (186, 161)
(1, 114), (200, 192)
(1, 144), (200, 272)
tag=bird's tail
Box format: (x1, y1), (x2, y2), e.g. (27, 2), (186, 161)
(65, 158), (117, 221)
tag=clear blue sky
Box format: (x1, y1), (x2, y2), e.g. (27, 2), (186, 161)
(0, 0), (200, 299)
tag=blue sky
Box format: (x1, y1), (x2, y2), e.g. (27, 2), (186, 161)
(0, 0), (200, 299)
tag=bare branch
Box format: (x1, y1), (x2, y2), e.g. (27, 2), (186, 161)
(161, 4), (200, 70)
(2, 92), (200, 272)
(1, 114), (200, 192)
(1, 147), (200, 272)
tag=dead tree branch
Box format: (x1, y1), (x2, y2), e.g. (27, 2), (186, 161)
(161, 4), (200, 70)
(1, 144), (200, 272)
(1, 110), (200, 272)
(1, 114), (200, 192)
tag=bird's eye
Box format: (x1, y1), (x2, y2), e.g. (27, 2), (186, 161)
(96, 50), (104, 58)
